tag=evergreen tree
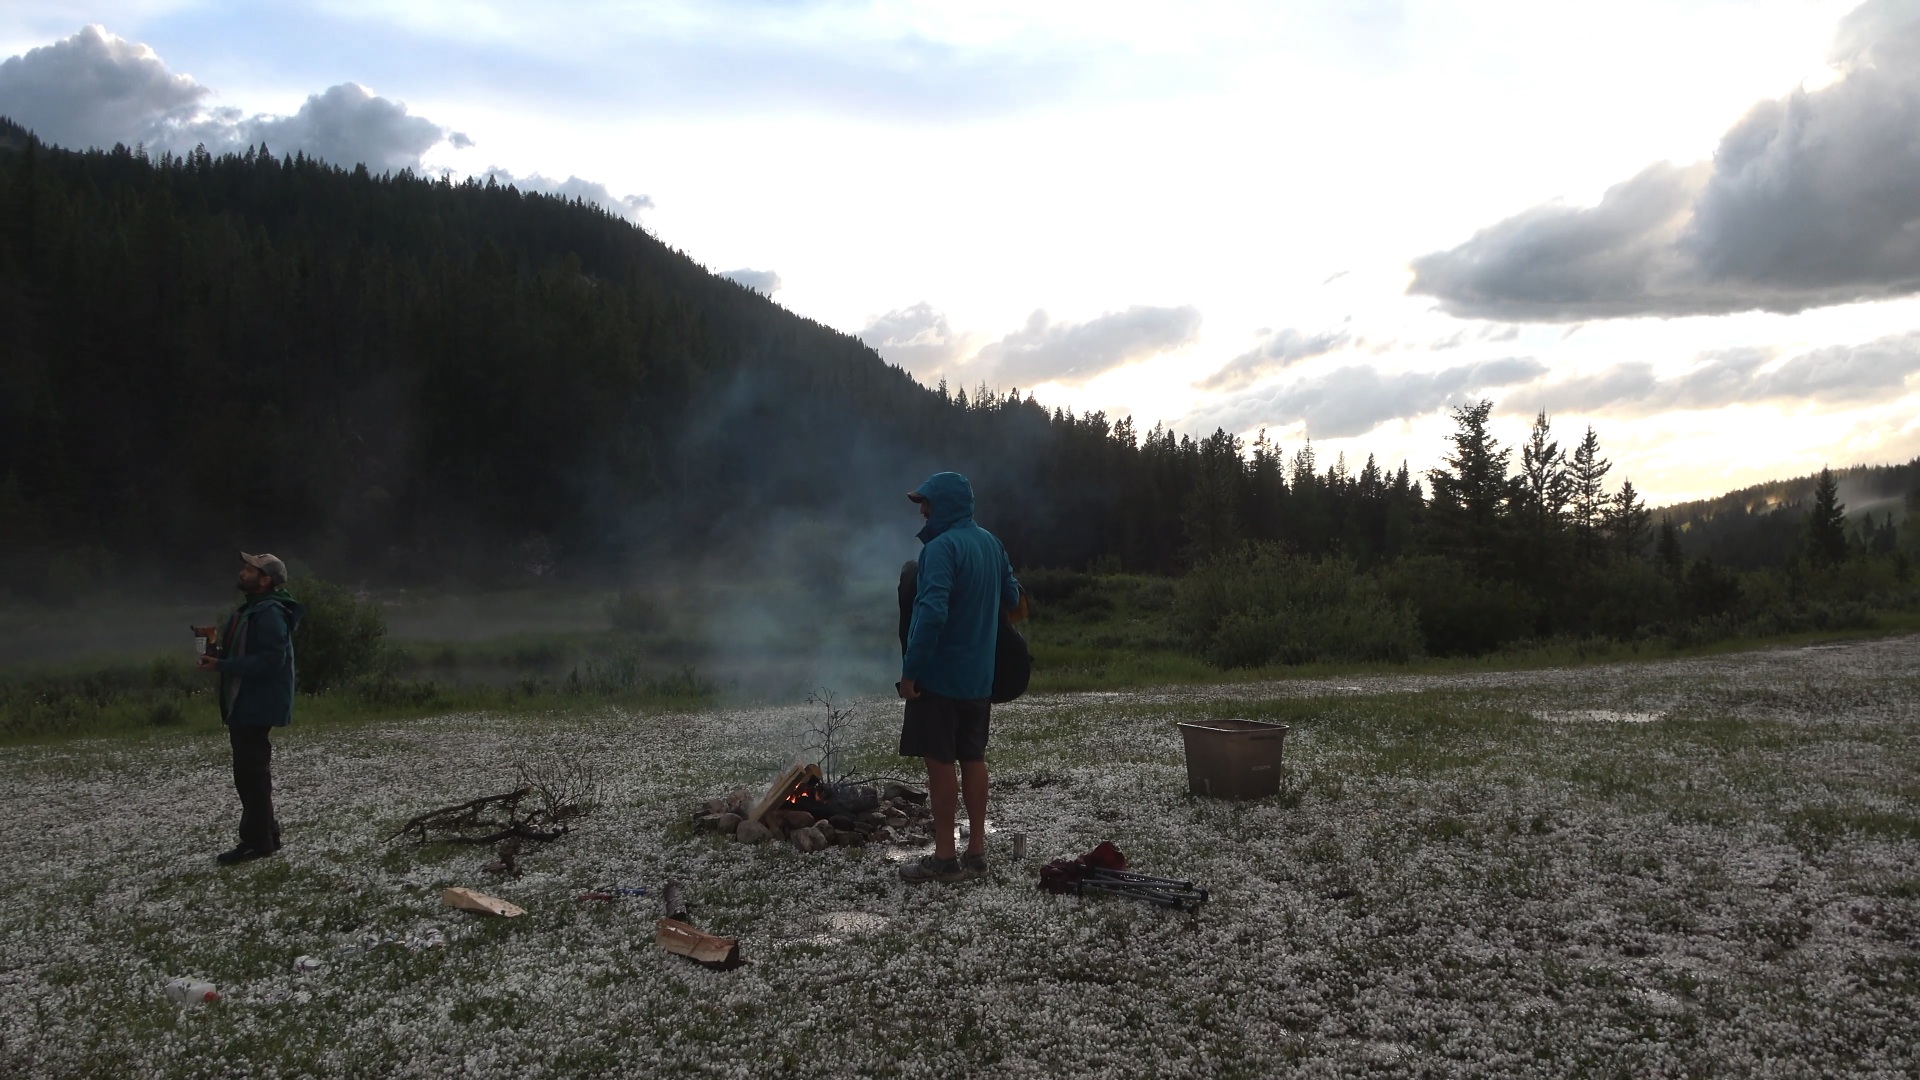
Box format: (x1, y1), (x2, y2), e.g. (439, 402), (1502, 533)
(1656, 515), (1684, 579)
(1604, 479), (1652, 558)
(1426, 400), (1513, 572)
(1570, 426), (1612, 561)
(1870, 512), (1897, 555)
(1805, 467), (1849, 566)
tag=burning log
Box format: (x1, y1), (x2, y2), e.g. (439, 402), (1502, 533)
(746, 761), (823, 824)
(700, 765), (933, 852)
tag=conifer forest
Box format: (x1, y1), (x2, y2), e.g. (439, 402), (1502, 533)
(0, 120), (1913, 662)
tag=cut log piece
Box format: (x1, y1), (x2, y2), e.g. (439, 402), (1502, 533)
(656, 918), (742, 969)
(442, 887), (526, 917)
(746, 761), (823, 824)
(663, 880), (688, 921)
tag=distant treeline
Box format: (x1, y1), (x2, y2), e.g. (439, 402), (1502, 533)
(0, 118), (1912, 649)
(1662, 458), (1918, 570)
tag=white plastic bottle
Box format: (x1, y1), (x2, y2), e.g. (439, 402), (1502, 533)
(164, 978), (220, 1006)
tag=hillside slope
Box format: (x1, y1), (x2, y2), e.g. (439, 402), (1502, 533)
(0, 119), (987, 584)
(1661, 459), (1916, 568)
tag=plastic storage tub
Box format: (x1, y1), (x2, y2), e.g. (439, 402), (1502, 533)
(1177, 718), (1290, 799)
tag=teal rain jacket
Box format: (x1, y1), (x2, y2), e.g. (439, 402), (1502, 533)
(217, 589), (306, 727)
(902, 472), (1022, 701)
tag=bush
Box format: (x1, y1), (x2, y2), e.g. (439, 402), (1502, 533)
(1020, 569), (1097, 606)
(1018, 569), (1115, 616)
(1381, 556), (1537, 657)
(1175, 546), (1422, 668)
(287, 578), (388, 694)
(146, 693), (185, 727)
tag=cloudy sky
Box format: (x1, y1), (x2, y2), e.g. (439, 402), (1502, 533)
(6, 0), (1920, 503)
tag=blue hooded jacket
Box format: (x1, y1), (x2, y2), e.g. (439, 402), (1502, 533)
(903, 472), (1022, 700)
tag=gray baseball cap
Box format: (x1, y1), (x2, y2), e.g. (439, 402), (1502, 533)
(240, 552), (288, 583)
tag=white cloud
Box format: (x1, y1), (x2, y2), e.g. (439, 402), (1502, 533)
(1408, 0), (1920, 321)
(1509, 331), (1920, 417)
(0, 26), (452, 170)
(480, 167), (653, 222)
(1192, 325), (1351, 392)
(859, 302), (984, 377)
(1183, 356), (1550, 439)
(0, 24), (205, 151)
(973, 305), (1202, 388)
(240, 82), (444, 172)
(860, 302), (1200, 389)
(720, 267), (781, 294)
(0, 26), (653, 218)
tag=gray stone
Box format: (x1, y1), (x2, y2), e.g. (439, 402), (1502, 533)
(696, 812), (742, 834)
(735, 820), (772, 844)
(702, 798), (732, 816)
(872, 826), (895, 843)
(884, 782), (928, 804)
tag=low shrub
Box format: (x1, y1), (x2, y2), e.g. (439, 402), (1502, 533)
(1381, 556), (1537, 657)
(288, 578), (389, 694)
(1175, 546), (1422, 668)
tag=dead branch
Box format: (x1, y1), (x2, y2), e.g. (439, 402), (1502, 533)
(803, 687), (860, 784)
(387, 757), (599, 845)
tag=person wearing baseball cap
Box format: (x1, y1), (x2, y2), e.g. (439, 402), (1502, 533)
(196, 552), (305, 864)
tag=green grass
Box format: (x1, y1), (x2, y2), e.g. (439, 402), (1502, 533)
(1026, 604), (1920, 693)
(8, 573), (1919, 746)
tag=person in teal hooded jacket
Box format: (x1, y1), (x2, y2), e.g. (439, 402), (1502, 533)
(897, 472), (1022, 884)
(196, 552), (305, 864)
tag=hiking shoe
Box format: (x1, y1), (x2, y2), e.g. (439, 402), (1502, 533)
(961, 851), (989, 878)
(899, 854), (967, 884)
(216, 844), (276, 866)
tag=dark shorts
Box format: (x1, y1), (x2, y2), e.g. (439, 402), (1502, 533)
(900, 692), (991, 763)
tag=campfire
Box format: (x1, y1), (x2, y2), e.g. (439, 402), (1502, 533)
(694, 761), (936, 852)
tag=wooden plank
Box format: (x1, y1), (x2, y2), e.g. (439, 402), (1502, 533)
(442, 886), (526, 917)
(655, 918), (741, 968)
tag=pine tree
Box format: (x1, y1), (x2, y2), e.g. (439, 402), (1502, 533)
(1426, 400), (1513, 571)
(1656, 515), (1684, 579)
(1519, 411), (1570, 530)
(1805, 467), (1849, 567)
(1604, 479), (1652, 558)
(1570, 426), (1611, 561)
(1870, 512), (1897, 555)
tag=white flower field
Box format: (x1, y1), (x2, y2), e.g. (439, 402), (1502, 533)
(2, 637), (1916, 1077)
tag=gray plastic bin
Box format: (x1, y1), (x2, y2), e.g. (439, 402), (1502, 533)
(1177, 718), (1290, 799)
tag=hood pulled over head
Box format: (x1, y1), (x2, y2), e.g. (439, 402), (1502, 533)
(911, 472), (975, 543)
